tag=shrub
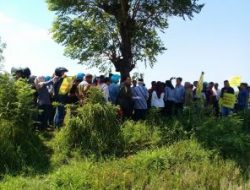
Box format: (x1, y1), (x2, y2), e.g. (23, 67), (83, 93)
(159, 120), (189, 145)
(53, 101), (121, 159)
(0, 74), (48, 173)
(177, 104), (210, 131)
(145, 108), (165, 126)
(195, 116), (250, 169)
(121, 120), (161, 153)
(239, 109), (250, 131)
(85, 87), (106, 105)
(145, 108), (189, 146)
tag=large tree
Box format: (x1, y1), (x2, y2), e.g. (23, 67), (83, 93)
(47, 0), (203, 80)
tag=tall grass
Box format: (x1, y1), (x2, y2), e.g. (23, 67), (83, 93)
(0, 140), (247, 189)
(0, 74), (49, 174)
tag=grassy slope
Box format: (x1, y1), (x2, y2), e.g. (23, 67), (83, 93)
(0, 140), (248, 190)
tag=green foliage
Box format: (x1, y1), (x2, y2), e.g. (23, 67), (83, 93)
(85, 87), (106, 105)
(47, 0), (203, 75)
(0, 74), (49, 173)
(0, 37), (6, 63)
(145, 108), (189, 145)
(53, 102), (120, 159)
(239, 109), (250, 131)
(121, 120), (161, 153)
(159, 120), (190, 146)
(0, 140), (246, 190)
(177, 103), (209, 131)
(195, 115), (250, 169)
(145, 107), (166, 126)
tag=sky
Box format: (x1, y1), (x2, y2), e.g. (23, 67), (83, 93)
(0, 0), (249, 87)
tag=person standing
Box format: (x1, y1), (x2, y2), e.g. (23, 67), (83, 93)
(220, 80), (235, 116)
(205, 82), (216, 106)
(132, 79), (149, 120)
(109, 74), (120, 104)
(117, 77), (134, 119)
(214, 83), (221, 116)
(98, 75), (110, 102)
(35, 76), (55, 130)
(248, 86), (250, 110)
(53, 67), (69, 128)
(184, 82), (193, 107)
(164, 79), (175, 116)
(151, 81), (165, 109)
(78, 74), (93, 105)
(237, 83), (249, 111)
(174, 77), (185, 114)
(67, 73), (84, 104)
(147, 81), (156, 109)
(214, 83), (221, 100)
(192, 81), (199, 101)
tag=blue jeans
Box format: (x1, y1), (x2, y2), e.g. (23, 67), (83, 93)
(54, 105), (65, 128)
(221, 106), (231, 116)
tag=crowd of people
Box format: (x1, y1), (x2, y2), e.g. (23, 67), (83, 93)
(10, 67), (250, 131)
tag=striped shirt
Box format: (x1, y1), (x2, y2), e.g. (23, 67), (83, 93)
(132, 84), (149, 110)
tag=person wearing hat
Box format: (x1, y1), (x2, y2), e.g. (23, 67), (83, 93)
(11, 67), (23, 80)
(22, 67), (31, 79)
(53, 67), (68, 128)
(109, 74), (120, 104)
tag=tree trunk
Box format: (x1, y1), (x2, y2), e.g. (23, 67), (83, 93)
(117, 1), (134, 82)
(120, 66), (131, 82)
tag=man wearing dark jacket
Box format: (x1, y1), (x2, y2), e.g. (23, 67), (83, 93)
(53, 67), (68, 128)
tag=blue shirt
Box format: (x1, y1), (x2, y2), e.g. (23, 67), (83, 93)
(164, 86), (175, 101)
(174, 85), (185, 103)
(109, 83), (120, 104)
(132, 84), (149, 109)
(238, 89), (249, 109)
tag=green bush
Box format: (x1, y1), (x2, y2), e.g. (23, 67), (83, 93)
(239, 110), (250, 131)
(85, 87), (106, 105)
(195, 116), (250, 169)
(0, 74), (48, 173)
(121, 120), (161, 153)
(159, 120), (189, 145)
(177, 104), (210, 131)
(53, 101), (121, 159)
(145, 108), (165, 126)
